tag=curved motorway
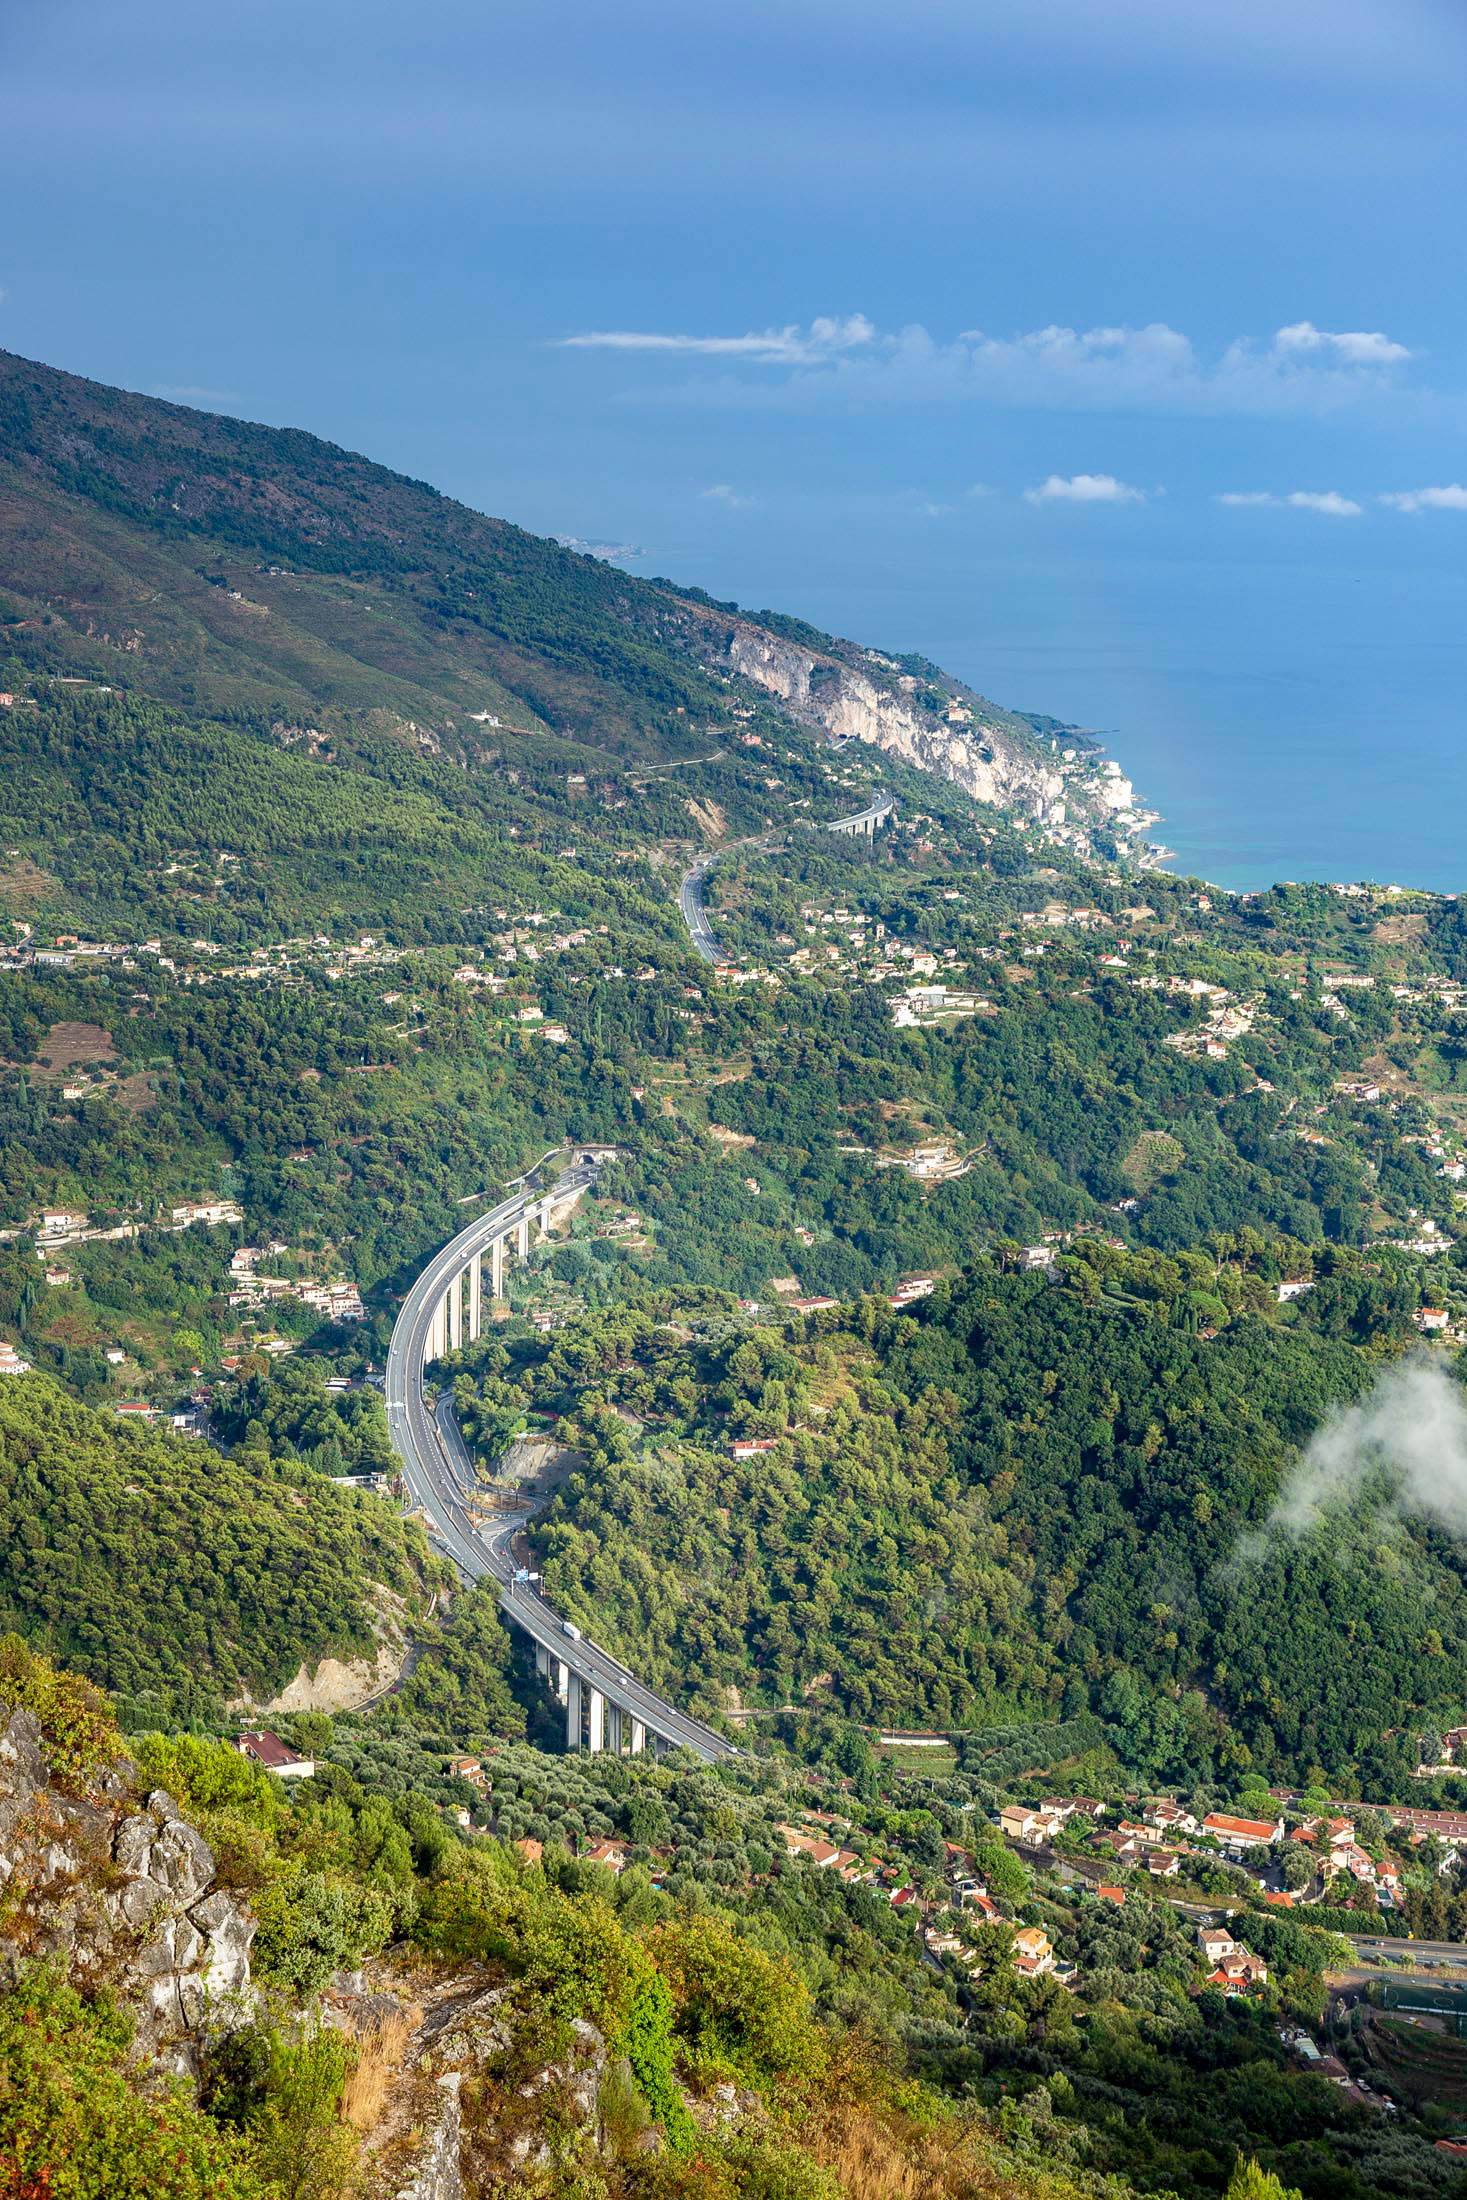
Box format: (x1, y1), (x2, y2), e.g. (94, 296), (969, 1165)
(678, 796), (892, 965)
(384, 1161), (738, 1761)
(678, 848), (727, 965)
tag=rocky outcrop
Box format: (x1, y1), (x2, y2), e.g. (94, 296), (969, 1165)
(724, 624), (1070, 824)
(701, 614), (1164, 860)
(0, 1707), (255, 2071)
(396, 2074), (465, 2200)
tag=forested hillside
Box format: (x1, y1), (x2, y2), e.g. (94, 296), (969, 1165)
(0, 1373), (443, 1718)
(441, 1243), (1464, 1784)
(8, 350), (1467, 2200)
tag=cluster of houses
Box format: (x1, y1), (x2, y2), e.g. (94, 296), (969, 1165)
(998, 1794), (1409, 1916)
(927, 1917), (1068, 1984)
(227, 1243), (365, 1326)
(1197, 1924), (1270, 1994)
(890, 985), (995, 1029)
(32, 1196), (243, 1254)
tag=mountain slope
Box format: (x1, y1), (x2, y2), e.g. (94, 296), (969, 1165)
(0, 348), (1135, 847)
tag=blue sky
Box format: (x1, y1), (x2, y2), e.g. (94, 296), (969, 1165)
(5, 0), (1467, 884)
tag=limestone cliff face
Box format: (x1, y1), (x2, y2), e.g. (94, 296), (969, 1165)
(0, 1706), (255, 2072)
(723, 624), (1070, 824)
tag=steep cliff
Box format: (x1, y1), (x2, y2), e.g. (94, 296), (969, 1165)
(711, 616), (1151, 856)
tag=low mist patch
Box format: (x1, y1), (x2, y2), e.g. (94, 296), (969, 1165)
(1239, 1356), (1467, 1557)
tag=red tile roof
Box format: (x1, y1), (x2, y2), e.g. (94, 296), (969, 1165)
(1203, 1812), (1279, 1841)
(236, 1729), (300, 1770)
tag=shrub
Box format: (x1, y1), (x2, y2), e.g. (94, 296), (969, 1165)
(0, 1635), (118, 1787)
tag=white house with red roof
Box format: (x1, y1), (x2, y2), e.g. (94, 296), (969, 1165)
(1201, 1811), (1283, 1851)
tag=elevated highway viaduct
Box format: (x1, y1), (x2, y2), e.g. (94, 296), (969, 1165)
(384, 1153), (739, 1763)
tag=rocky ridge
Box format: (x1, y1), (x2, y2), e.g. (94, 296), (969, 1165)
(714, 615), (1156, 859)
(0, 1703), (256, 2072)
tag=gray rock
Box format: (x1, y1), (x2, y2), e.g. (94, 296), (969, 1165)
(396, 2071), (464, 2200)
(113, 1812), (156, 1879)
(190, 1892), (256, 2000)
(133, 1916), (206, 1979)
(0, 1710), (48, 1851)
(0, 1713), (258, 2068)
(116, 1874), (169, 1932)
(149, 1818), (214, 1905)
(39, 1840), (82, 1886)
(514, 2017), (607, 2128)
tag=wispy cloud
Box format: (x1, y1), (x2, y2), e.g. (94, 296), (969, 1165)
(562, 313), (1420, 420)
(1216, 488), (1362, 516)
(700, 482), (757, 508)
(1025, 472), (1145, 505)
(1240, 1360), (1467, 1555)
(152, 382), (241, 408)
(563, 314), (875, 367)
(1381, 484), (1467, 513)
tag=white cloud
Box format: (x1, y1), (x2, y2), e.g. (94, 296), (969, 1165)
(1381, 484), (1467, 514)
(1273, 320), (1414, 368)
(1287, 489), (1362, 516)
(1024, 472), (1145, 505)
(562, 314), (875, 367)
(562, 312), (1419, 420)
(1217, 488), (1363, 515)
(700, 483), (757, 508)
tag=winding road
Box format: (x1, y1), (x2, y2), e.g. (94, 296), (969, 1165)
(677, 795), (893, 966)
(384, 1160), (738, 1761)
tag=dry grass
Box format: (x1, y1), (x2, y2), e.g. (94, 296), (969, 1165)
(815, 2096), (1084, 2200)
(341, 2009), (418, 2135)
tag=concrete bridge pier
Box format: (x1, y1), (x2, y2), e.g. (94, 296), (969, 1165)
(566, 1670), (582, 1749)
(606, 1702), (623, 1755)
(587, 1688), (606, 1754)
(535, 1641), (549, 1680)
(491, 1235), (506, 1299)
(468, 1253), (482, 1342)
(427, 1292), (448, 1364)
(516, 1215), (530, 1261)
(629, 1718), (646, 1755)
(553, 1657), (569, 1703)
(448, 1272), (463, 1351)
